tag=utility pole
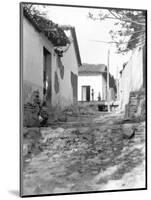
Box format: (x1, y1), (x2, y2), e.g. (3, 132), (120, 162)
(107, 49), (110, 112)
(89, 39), (111, 112)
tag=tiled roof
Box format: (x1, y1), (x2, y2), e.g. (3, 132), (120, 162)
(79, 63), (107, 74)
(23, 6), (82, 66)
(23, 6), (70, 47)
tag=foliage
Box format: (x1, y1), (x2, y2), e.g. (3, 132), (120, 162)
(88, 9), (146, 53)
(23, 3), (70, 47)
(23, 3), (48, 17)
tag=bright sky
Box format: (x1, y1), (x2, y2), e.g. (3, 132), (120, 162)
(36, 5), (132, 78)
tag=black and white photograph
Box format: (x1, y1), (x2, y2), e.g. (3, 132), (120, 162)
(20, 2), (147, 197)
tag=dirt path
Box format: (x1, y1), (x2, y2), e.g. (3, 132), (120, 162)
(23, 112), (146, 195)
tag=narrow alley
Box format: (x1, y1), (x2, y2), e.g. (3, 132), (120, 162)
(21, 3), (146, 197)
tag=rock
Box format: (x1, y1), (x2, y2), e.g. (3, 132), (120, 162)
(122, 123), (136, 139)
(78, 127), (89, 134)
(64, 128), (77, 136)
(108, 121), (114, 125)
(55, 127), (64, 134)
(34, 185), (43, 194)
(58, 115), (67, 122)
(24, 127), (41, 139)
(41, 127), (65, 142)
(69, 172), (80, 180)
(23, 143), (29, 156)
(41, 128), (54, 138)
(107, 129), (112, 134)
(53, 138), (66, 150)
(65, 111), (73, 116)
(23, 128), (29, 137)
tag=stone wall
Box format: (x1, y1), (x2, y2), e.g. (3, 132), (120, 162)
(24, 90), (40, 127)
(24, 90), (49, 127)
(125, 89), (145, 121)
(24, 103), (40, 127)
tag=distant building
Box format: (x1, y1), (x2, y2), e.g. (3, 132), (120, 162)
(23, 7), (81, 109)
(78, 64), (107, 102)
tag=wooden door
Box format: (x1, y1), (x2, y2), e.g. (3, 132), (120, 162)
(82, 86), (90, 101)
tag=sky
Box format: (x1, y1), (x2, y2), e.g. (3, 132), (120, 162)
(34, 5), (132, 78)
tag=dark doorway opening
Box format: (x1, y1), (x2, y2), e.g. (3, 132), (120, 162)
(98, 104), (108, 112)
(82, 86), (90, 101)
(43, 47), (52, 105)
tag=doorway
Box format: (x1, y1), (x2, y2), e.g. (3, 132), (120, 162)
(82, 86), (90, 101)
(43, 47), (52, 105)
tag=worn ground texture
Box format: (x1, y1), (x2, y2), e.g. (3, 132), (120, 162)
(22, 112), (146, 195)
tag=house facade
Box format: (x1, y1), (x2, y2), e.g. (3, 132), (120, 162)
(78, 64), (107, 102)
(23, 7), (81, 109)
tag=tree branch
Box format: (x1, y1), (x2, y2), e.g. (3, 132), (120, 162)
(97, 13), (146, 26)
(91, 34), (145, 45)
(108, 10), (120, 20)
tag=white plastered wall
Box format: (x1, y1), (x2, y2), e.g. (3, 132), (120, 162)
(78, 74), (105, 101)
(23, 17), (78, 108)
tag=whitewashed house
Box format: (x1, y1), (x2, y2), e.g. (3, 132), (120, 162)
(22, 7), (81, 109)
(78, 64), (107, 102)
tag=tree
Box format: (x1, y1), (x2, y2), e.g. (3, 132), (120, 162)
(88, 9), (146, 53)
(23, 3), (48, 17)
(22, 3), (70, 47)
